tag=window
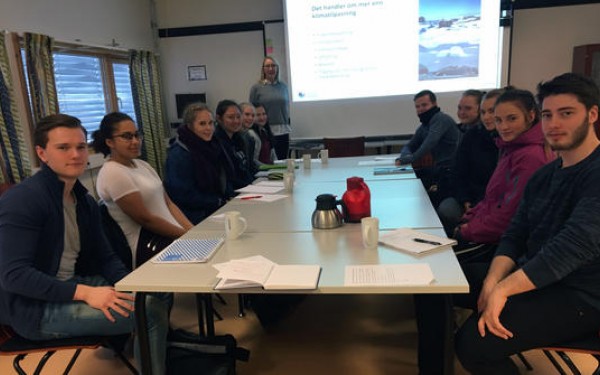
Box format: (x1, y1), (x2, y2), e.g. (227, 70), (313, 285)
(22, 45), (137, 142)
(53, 52), (137, 141)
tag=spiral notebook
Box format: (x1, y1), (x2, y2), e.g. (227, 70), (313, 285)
(151, 238), (224, 263)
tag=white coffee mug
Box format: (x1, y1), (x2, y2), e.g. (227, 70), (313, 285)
(302, 154), (311, 169)
(283, 172), (294, 192)
(318, 149), (329, 164)
(224, 211), (247, 240)
(361, 217), (379, 248)
(286, 158), (295, 173)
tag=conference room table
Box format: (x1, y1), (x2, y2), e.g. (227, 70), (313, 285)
(284, 155), (416, 183)
(116, 155), (468, 375)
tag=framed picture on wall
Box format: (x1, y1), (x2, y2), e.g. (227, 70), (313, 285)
(188, 65), (207, 81)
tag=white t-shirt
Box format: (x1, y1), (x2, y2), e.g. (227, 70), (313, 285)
(96, 159), (181, 263)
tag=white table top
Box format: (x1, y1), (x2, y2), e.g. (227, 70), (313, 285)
(285, 155), (415, 183)
(117, 229), (468, 294)
(116, 156), (467, 296)
(200, 179), (442, 232)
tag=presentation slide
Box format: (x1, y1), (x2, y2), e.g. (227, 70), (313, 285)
(285, 0), (502, 102)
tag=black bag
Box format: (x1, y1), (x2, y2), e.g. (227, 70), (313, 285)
(167, 329), (250, 375)
(136, 227), (174, 267)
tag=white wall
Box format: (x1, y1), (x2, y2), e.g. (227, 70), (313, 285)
(2, 1), (600, 138)
(510, 4), (600, 91)
(156, 0), (282, 129)
(156, 1), (600, 139)
(156, 0), (283, 28)
(0, 0), (154, 50)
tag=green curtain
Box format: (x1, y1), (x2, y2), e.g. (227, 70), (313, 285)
(129, 50), (167, 177)
(0, 32), (32, 183)
(24, 33), (58, 124)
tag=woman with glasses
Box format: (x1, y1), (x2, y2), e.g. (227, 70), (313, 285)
(249, 56), (291, 159)
(92, 112), (193, 267)
(165, 103), (232, 224)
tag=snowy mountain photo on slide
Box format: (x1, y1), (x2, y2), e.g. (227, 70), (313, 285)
(419, 0), (481, 81)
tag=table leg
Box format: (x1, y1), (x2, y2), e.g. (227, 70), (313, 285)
(194, 293), (216, 337)
(204, 294), (215, 337)
(135, 292), (152, 375)
(442, 294), (455, 375)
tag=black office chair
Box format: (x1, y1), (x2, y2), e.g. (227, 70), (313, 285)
(0, 325), (137, 375)
(323, 136), (365, 157)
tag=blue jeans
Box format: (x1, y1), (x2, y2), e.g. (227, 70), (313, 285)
(25, 275), (171, 375)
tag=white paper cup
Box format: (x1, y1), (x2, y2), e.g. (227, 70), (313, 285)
(318, 149), (329, 164)
(286, 158), (295, 173)
(283, 172), (294, 193)
(361, 217), (379, 248)
(302, 154), (311, 169)
(224, 211), (247, 240)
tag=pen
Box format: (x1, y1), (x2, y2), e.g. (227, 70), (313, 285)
(241, 195), (263, 200)
(413, 238), (442, 246)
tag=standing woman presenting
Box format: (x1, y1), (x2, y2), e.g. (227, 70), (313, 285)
(249, 56), (291, 160)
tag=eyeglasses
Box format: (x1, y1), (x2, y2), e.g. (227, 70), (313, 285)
(113, 131), (143, 141)
(263, 64), (278, 68)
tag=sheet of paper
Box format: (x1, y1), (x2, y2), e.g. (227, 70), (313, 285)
(216, 259), (274, 285)
(379, 228), (456, 254)
(374, 156), (397, 161)
(263, 265), (321, 290)
(255, 181), (285, 187)
(357, 159), (395, 166)
(344, 264), (434, 286)
(235, 193), (287, 202)
(235, 185), (284, 194)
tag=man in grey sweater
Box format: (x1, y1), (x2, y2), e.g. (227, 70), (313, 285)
(396, 90), (460, 204)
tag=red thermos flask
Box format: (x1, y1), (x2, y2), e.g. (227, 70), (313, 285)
(342, 177), (371, 222)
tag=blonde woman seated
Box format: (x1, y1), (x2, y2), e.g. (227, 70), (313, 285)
(92, 112), (193, 266)
(165, 103), (232, 224)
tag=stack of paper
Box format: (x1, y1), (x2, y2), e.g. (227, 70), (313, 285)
(213, 255), (321, 290)
(344, 264), (435, 286)
(379, 228), (456, 254)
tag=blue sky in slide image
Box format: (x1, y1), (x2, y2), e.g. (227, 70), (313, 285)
(419, 0), (481, 20)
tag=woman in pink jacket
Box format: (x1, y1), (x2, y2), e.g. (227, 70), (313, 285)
(454, 88), (555, 260)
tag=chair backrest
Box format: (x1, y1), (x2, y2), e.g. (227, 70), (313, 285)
(99, 202), (133, 271)
(323, 137), (365, 158)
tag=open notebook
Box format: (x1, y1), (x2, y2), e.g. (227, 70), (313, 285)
(213, 256), (321, 290)
(151, 238), (224, 263)
(379, 228), (456, 254)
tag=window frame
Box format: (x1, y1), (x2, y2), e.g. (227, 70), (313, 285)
(22, 40), (135, 146)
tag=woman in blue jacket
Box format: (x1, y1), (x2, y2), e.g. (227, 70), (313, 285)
(165, 103), (232, 224)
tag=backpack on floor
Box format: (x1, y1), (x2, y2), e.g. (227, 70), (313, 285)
(167, 329), (250, 375)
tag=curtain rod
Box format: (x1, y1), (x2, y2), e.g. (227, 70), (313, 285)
(54, 38), (130, 53)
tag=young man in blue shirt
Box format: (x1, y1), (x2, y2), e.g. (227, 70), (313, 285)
(0, 114), (169, 374)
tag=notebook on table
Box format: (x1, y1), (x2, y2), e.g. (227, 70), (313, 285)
(151, 238), (224, 263)
(373, 166), (414, 175)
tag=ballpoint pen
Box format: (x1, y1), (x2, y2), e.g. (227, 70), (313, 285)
(241, 195), (263, 200)
(412, 238), (442, 246)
